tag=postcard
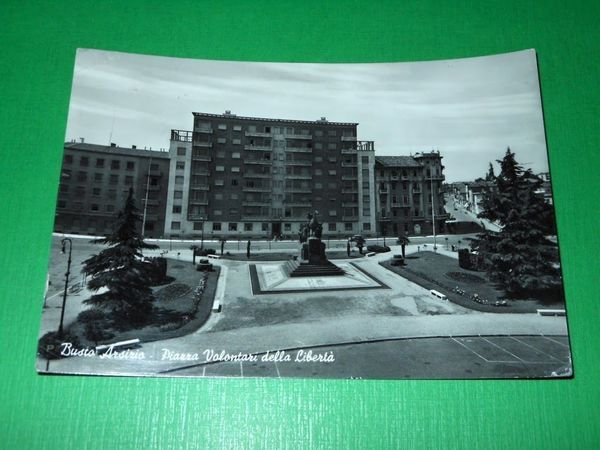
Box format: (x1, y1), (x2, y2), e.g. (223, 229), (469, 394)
(36, 48), (572, 379)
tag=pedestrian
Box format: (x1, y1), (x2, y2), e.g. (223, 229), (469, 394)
(246, 240), (251, 259)
(346, 240), (351, 257)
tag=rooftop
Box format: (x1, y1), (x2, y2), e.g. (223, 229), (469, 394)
(375, 156), (422, 168)
(64, 142), (170, 159)
(192, 111), (358, 127)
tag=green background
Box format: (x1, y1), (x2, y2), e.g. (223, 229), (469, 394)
(1, 1), (598, 448)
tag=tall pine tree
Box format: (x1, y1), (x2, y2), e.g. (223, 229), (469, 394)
(474, 148), (561, 298)
(82, 189), (159, 325)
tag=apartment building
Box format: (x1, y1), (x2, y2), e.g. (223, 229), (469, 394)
(164, 111), (377, 239)
(55, 141), (170, 238)
(375, 151), (448, 236)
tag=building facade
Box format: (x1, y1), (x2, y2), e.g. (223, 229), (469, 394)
(163, 111), (377, 239)
(375, 151), (448, 237)
(55, 141), (170, 238)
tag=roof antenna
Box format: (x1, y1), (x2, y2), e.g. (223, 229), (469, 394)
(108, 112), (115, 145)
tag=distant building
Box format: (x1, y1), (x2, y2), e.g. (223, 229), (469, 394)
(164, 111), (377, 239)
(535, 172), (553, 205)
(55, 141), (170, 237)
(375, 151), (448, 236)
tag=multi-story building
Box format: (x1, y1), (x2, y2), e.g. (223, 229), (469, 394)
(164, 111), (377, 239)
(55, 141), (170, 238)
(375, 151), (448, 237)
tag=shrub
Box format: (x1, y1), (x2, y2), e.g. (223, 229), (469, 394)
(145, 257), (167, 285)
(366, 245), (391, 253)
(198, 248), (216, 256)
(38, 331), (81, 360)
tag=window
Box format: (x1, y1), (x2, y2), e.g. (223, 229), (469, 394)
(174, 190), (183, 199)
(150, 163), (159, 171)
(228, 223), (238, 231)
(345, 223), (353, 231)
(218, 124), (227, 130)
(57, 200), (66, 209)
(106, 204), (114, 212)
(328, 157), (337, 163)
(231, 179), (238, 186)
(328, 143), (337, 150)
(193, 222), (204, 230)
(64, 155), (73, 164)
(96, 158), (104, 168)
(216, 150), (225, 158)
(76, 171), (87, 182)
(177, 147), (186, 156)
(91, 204), (99, 211)
(284, 223), (291, 231)
(314, 143), (323, 150)
(314, 168), (323, 176)
(233, 125), (242, 132)
(176, 161), (185, 170)
(92, 187), (101, 196)
(217, 137), (226, 144)
(232, 152), (241, 159)
(175, 176), (184, 185)
(314, 182), (322, 189)
(80, 156), (89, 167)
(363, 223), (371, 231)
(230, 193), (239, 200)
(328, 223), (336, 231)
(215, 165), (225, 172)
(172, 205), (182, 214)
(315, 130), (323, 137)
(212, 223), (222, 231)
(261, 223), (269, 232)
(126, 161), (135, 171)
(171, 221), (181, 230)
(125, 176), (133, 185)
(214, 193), (223, 200)
(214, 210), (222, 216)
(244, 223), (253, 231)
(108, 189), (116, 199)
(328, 130), (337, 136)
(232, 139), (241, 145)
(94, 173), (103, 182)
(231, 167), (240, 173)
(328, 182), (337, 189)
(328, 170), (337, 176)
(362, 156), (369, 164)
(111, 160), (120, 170)
(215, 179), (224, 186)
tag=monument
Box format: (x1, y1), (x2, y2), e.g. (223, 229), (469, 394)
(288, 212), (345, 277)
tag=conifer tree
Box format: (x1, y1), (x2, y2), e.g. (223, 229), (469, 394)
(82, 189), (158, 325)
(474, 148), (561, 297)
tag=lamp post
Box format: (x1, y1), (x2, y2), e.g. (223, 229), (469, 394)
(430, 176), (437, 251)
(58, 238), (72, 337)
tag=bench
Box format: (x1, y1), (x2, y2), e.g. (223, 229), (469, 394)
(95, 338), (140, 354)
(207, 254), (221, 259)
(537, 309), (566, 316)
(430, 289), (448, 301)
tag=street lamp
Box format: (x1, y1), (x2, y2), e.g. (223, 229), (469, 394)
(58, 238), (72, 337)
(430, 176), (437, 251)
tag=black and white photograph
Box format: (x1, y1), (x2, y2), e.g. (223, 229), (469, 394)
(37, 48), (572, 379)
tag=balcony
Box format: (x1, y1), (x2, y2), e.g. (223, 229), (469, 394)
(193, 127), (213, 134)
(242, 201), (271, 206)
(341, 136), (357, 142)
(148, 169), (162, 176)
(342, 216), (359, 221)
(189, 199), (209, 205)
(286, 147), (312, 153)
(285, 160), (312, 166)
(191, 170), (210, 176)
(342, 175), (358, 181)
(171, 129), (193, 142)
(243, 172), (271, 178)
(341, 201), (358, 207)
(245, 131), (272, 138)
(244, 145), (271, 151)
(287, 174), (312, 180)
(285, 201), (311, 207)
(242, 186), (271, 192)
(286, 134), (312, 140)
(341, 148), (357, 154)
(286, 187), (312, 193)
(429, 175), (446, 181)
(245, 159), (272, 165)
(192, 155), (211, 162)
(390, 176), (399, 181)
(378, 187), (388, 194)
(391, 202), (411, 208)
(192, 141), (213, 148)
(341, 161), (357, 167)
(342, 188), (358, 194)
(190, 185), (210, 191)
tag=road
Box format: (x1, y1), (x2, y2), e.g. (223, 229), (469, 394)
(168, 334), (572, 379)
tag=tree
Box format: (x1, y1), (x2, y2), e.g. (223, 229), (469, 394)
(485, 162), (496, 181)
(472, 148), (561, 297)
(397, 235), (410, 259)
(81, 189), (159, 325)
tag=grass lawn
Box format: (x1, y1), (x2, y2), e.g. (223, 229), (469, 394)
(380, 251), (564, 313)
(69, 259), (220, 346)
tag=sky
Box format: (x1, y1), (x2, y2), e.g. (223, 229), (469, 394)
(65, 49), (549, 182)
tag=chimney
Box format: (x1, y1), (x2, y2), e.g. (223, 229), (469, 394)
(132, 145), (137, 149)
(80, 137), (85, 143)
(110, 142), (116, 147)
(319, 117), (327, 122)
